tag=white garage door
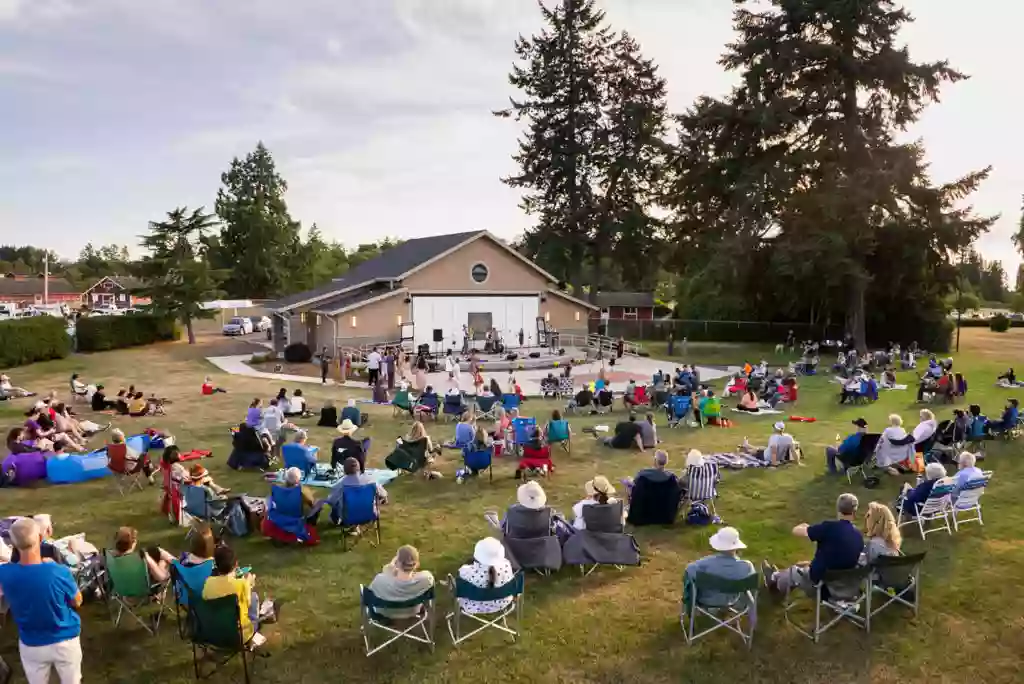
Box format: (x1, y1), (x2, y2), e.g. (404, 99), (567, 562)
(411, 296), (540, 350)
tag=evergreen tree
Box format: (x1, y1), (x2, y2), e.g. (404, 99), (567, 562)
(215, 142), (302, 298)
(136, 207), (223, 344)
(1014, 195), (1024, 264)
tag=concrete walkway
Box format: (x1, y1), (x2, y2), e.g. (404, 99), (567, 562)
(206, 354), (731, 397)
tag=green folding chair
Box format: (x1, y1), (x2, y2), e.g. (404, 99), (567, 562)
(185, 588), (265, 684)
(446, 572), (525, 646)
(104, 549), (170, 635)
(681, 572), (759, 648)
(359, 585), (435, 657)
(870, 552), (926, 619)
(784, 566), (872, 642)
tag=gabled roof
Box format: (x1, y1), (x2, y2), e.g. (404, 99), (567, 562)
(268, 230), (558, 312)
(0, 276), (79, 296)
(82, 275), (144, 293)
(310, 284), (402, 316)
(594, 291), (656, 308)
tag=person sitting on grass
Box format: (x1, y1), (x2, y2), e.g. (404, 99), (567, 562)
(571, 476), (623, 530)
(762, 493), (864, 597)
(317, 399), (338, 428)
(285, 389), (308, 417)
(881, 368), (898, 389)
(201, 376), (227, 395)
(457, 538), (515, 615)
(110, 526), (175, 585)
(90, 384), (116, 411)
(326, 457), (388, 525)
(545, 409), (571, 449)
(737, 388), (760, 412)
(53, 402), (107, 438)
(683, 527), (756, 608)
(638, 412), (658, 450)
(367, 545), (435, 619)
(601, 413), (644, 451)
(127, 391), (149, 417)
(202, 544), (280, 645)
(0, 373), (34, 398)
(341, 398), (363, 427)
(863, 501), (901, 564)
(896, 462), (947, 517)
(331, 419), (365, 472)
(6, 427), (34, 454)
(826, 418), (869, 475)
(0, 517), (83, 684)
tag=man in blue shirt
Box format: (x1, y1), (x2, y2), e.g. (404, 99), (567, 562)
(683, 527), (756, 608)
(988, 398), (1019, 435)
(825, 418), (868, 474)
(0, 518), (83, 684)
(762, 493), (864, 597)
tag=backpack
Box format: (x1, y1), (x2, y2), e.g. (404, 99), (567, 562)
(685, 503), (713, 526)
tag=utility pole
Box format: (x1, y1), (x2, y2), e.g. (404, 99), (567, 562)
(43, 251), (49, 306)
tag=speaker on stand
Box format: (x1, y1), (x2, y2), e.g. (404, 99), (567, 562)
(432, 328), (443, 359)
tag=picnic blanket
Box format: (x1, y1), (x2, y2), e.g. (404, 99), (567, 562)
(266, 467), (399, 489)
(882, 385), (909, 391)
(703, 452), (768, 469)
(730, 408), (783, 416)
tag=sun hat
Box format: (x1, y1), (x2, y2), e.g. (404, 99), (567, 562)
(516, 481), (547, 510)
(773, 421), (786, 431)
(337, 419), (358, 435)
(852, 418), (868, 428)
(473, 537), (506, 567)
(189, 464), (208, 481)
(709, 527), (746, 552)
(685, 449), (704, 467)
(584, 475), (615, 497)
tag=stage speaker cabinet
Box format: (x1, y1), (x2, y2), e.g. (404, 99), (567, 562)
(505, 353), (518, 362)
(528, 351), (541, 359)
(417, 343), (430, 356)
(432, 329), (443, 343)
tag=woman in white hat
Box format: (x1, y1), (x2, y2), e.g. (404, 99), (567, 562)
(331, 419), (365, 472)
(683, 527), (755, 606)
(457, 537), (515, 614)
(571, 476), (622, 530)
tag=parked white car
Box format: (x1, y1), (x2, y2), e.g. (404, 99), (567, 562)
(249, 315), (271, 332)
(222, 316), (254, 336)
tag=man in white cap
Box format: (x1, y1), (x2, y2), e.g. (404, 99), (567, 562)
(766, 421), (795, 466)
(683, 527), (755, 606)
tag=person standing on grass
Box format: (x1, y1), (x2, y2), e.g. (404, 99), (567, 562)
(366, 346), (382, 387)
(319, 346), (332, 385)
(0, 518), (83, 684)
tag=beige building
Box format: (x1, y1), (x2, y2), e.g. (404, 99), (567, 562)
(267, 231), (595, 355)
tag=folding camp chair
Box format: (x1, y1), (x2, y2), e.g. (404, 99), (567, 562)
(950, 474), (991, 531)
(182, 485), (230, 538)
(896, 483), (953, 540)
(557, 377), (573, 399)
(784, 566), (872, 642)
(501, 506), (563, 575)
(443, 396), (465, 422)
(104, 549), (170, 635)
(685, 462), (720, 517)
(185, 588), (265, 683)
(416, 395), (440, 421)
(462, 446), (494, 482)
(446, 571), (525, 646)
(567, 501), (641, 577)
(501, 393), (520, 412)
(870, 552), (926, 620)
(594, 390), (614, 415)
(334, 483), (381, 551)
(844, 433), (881, 485)
(106, 443), (146, 495)
(668, 394), (692, 428)
(170, 559), (214, 639)
(359, 585), (435, 656)
(475, 394), (498, 421)
(392, 391), (414, 418)
(546, 419), (571, 454)
(682, 572), (759, 648)
(282, 443), (317, 477)
(510, 417), (537, 456)
(69, 379), (88, 403)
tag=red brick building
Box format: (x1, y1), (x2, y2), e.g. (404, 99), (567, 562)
(0, 274), (81, 306)
(589, 291), (656, 321)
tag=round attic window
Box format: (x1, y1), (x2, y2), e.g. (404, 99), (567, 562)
(471, 263), (489, 284)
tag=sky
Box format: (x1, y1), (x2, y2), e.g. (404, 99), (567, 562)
(0, 0), (1020, 278)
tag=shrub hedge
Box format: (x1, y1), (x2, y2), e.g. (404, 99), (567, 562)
(76, 314), (179, 352)
(956, 318), (1023, 329)
(284, 343), (312, 363)
(988, 314), (1011, 332)
(0, 317), (71, 367)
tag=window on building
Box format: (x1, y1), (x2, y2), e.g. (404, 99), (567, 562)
(470, 263), (489, 284)
(622, 307), (638, 319)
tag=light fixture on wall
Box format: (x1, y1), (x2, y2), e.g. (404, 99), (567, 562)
(299, 312), (307, 323)
(350, 315), (358, 327)
(544, 311), (551, 322)
(574, 311), (581, 322)
(396, 314), (403, 325)
(540, 292), (548, 302)
(315, 314), (321, 325)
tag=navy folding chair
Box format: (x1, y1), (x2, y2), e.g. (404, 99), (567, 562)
(501, 393), (520, 412)
(337, 483), (381, 551)
(462, 446), (494, 482)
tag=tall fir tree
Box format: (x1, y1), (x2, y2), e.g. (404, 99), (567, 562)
(136, 207), (223, 344)
(215, 142), (302, 298)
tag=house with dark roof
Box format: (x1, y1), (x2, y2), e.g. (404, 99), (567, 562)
(267, 230), (596, 354)
(0, 274), (81, 306)
(590, 291), (657, 323)
(81, 275), (150, 309)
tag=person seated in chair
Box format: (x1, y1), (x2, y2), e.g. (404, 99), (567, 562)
(387, 421), (442, 479)
(594, 385), (614, 411)
(108, 428), (156, 481)
(880, 367), (898, 389)
(326, 456), (388, 517)
(826, 418), (868, 475)
(862, 502), (901, 564)
(516, 427), (554, 478)
(987, 398), (1019, 435)
(69, 373), (88, 398)
(111, 526), (175, 586)
(540, 373), (559, 399)
(286, 430), (319, 472)
(368, 545), (434, 619)
(622, 379), (639, 410)
(684, 527), (756, 606)
(912, 409), (938, 451)
(638, 412), (658, 450)
(762, 493), (864, 597)
(202, 544), (280, 644)
(414, 385), (439, 419)
(839, 374), (863, 404)
(188, 464), (229, 497)
(876, 414), (915, 475)
(573, 385), (594, 414)
(341, 398), (363, 427)
(457, 538), (515, 615)
(331, 419), (365, 472)
(317, 399), (338, 428)
(952, 451), (984, 500)
(623, 450), (680, 517)
(896, 462), (947, 517)
(571, 476), (623, 530)
(601, 413), (644, 451)
(544, 409), (571, 448)
(697, 389), (722, 425)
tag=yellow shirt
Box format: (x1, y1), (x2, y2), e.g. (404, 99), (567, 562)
(128, 398), (147, 414)
(202, 574), (254, 641)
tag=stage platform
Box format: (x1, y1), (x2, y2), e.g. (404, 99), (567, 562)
(425, 346), (589, 373)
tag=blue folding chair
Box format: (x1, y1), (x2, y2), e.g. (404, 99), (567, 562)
(334, 483), (380, 551)
(462, 446), (494, 482)
(669, 394), (692, 428)
(169, 558), (214, 637)
(182, 485), (229, 537)
(476, 394), (499, 421)
(282, 443), (318, 476)
(501, 393), (521, 411)
(510, 417), (537, 456)
(416, 395), (440, 421)
(443, 395), (465, 423)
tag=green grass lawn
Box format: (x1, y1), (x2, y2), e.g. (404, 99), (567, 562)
(1, 330), (1022, 684)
